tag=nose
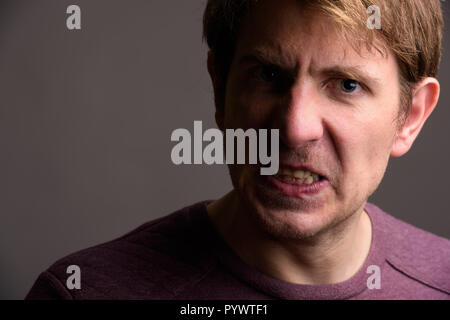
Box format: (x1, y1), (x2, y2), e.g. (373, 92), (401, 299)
(278, 83), (324, 148)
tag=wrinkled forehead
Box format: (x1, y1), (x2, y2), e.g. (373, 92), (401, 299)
(233, 0), (390, 71)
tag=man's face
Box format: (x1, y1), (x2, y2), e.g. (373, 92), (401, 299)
(217, 0), (403, 239)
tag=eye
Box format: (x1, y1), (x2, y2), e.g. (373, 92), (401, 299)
(339, 79), (361, 93)
(252, 66), (279, 83)
(322, 78), (368, 100)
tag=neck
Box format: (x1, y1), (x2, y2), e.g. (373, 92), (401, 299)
(207, 191), (372, 285)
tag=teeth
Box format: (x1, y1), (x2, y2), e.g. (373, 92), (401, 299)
(277, 168), (322, 184)
(293, 170), (305, 179)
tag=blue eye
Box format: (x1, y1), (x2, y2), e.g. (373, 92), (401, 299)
(340, 79), (360, 93)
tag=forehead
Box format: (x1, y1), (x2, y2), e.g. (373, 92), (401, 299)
(232, 0), (396, 81)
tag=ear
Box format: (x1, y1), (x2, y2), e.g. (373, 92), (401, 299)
(207, 51), (225, 131)
(390, 77), (440, 157)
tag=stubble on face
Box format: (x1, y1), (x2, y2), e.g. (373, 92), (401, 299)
(227, 147), (364, 242)
(219, 0), (400, 242)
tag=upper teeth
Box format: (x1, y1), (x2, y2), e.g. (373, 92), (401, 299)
(277, 168), (320, 184)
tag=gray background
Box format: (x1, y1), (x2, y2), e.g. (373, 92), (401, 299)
(0, 0), (448, 299)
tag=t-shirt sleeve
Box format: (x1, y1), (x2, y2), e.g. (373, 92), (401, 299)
(25, 271), (73, 300)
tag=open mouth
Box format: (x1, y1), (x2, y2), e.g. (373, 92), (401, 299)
(267, 166), (330, 197)
(274, 167), (327, 186)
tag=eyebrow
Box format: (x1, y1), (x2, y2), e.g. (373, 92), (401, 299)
(319, 66), (382, 89)
(238, 47), (298, 71)
(237, 48), (382, 89)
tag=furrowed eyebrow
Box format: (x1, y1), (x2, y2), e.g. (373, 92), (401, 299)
(319, 66), (381, 89)
(237, 47), (298, 71)
(238, 54), (286, 68)
(237, 48), (382, 91)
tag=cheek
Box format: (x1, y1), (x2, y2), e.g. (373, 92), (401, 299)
(228, 164), (256, 198)
(347, 116), (396, 192)
(326, 110), (393, 190)
(225, 98), (270, 130)
(224, 78), (274, 129)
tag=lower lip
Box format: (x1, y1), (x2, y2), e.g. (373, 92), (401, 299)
(267, 175), (330, 198)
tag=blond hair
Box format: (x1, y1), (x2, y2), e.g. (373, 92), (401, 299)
(203, 0), (444, 126)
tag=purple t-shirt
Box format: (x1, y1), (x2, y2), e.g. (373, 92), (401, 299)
(25, 201), (450, 300)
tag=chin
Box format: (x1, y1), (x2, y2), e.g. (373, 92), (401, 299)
(240, 181), (335, 240)
(249, 192), (339, 240)
(229, 165), (353, 240)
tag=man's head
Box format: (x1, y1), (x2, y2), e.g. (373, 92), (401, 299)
(203, 0), (442, 239)
(204, 0), (443, 127)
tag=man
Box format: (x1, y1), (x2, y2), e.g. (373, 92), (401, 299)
(26, 0), (449, 299)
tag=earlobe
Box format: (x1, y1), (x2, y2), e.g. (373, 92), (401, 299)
(390, 78), (440, 158)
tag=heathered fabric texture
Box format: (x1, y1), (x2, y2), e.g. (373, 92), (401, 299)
(26, 201), (450, 300)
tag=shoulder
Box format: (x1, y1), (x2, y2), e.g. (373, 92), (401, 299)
(366, 202), (450, 294)
(26, 201), (218, 299)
